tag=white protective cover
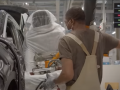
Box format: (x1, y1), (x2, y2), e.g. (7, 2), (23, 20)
(25, 70), (66, 90)
(89, 25), (99, 31)
(24, 10), (65, 72)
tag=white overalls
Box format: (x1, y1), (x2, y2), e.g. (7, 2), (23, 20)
(66, 31), (101, 90)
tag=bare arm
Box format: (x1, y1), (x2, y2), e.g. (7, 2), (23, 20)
(54, 58), (74, 84)
(55, 37), (74, 84)
(103, 33), (119, 53)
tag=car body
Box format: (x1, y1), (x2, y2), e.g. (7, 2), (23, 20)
(0, 6), (28, 90)
(0, 5), (29, 32)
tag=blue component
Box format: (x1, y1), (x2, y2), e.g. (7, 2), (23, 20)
(65, 29), (72, 34)
(103, 62), (110, 65)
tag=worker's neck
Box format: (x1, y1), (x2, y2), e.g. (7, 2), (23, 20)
(73, 23), (86, 31)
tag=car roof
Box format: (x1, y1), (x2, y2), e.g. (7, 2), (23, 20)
(0, 5), (28, 14)
(0, 5), (28, 25)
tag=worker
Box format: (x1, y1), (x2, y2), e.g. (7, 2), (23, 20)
(41, 7), (120, 90)
(23, 10), (65, 72)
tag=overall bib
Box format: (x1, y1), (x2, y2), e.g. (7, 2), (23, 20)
(66, 31), (101, 90)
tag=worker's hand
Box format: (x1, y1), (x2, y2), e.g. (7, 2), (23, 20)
(40, 74), (56, 90)
(41, 79), (56, 90)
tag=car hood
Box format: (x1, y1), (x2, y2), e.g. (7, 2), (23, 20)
(0, 5), (28, 25)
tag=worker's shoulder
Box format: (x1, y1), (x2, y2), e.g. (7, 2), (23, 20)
(89, 29), (103, 36)
(59, 33), (73, 43)
(60, 34), (71, 40)
(60, 30), (103, 41)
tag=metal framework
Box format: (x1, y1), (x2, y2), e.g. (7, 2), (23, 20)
(1, 0), (119, 32)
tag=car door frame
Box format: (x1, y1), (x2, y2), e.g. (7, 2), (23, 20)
(3, 14), (24, 53)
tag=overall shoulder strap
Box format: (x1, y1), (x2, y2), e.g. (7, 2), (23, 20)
(66, 34), (90, 56)
(91, 31), (99, 55)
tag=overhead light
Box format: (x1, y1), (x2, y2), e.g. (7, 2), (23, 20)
(94, 22), (96, 25)
(112, 31), (116, 34)
(25, 2), (29, 5)
(97, 1), (107, 4)
(82, 6), (84, 10)
(105, 1), (107, 4)
(61, 22), (63, 24)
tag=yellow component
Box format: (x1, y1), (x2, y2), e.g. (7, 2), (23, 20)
(86, 26), (89, 28)
(104, 54), (108, 57)
(45, 52), (60, 68)
(105, 82), (119, 89)
(45, 60), (49, 68)
(52, 52), (60, 60)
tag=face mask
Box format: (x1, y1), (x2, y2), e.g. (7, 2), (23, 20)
(66, 29), (72, 34)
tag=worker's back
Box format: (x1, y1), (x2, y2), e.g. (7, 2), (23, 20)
(59, 29), (119, 86)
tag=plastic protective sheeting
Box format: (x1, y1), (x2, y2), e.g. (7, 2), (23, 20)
(25, 10), (65, 53)
(24, 48), (35, 71)
(89, 25), (99, 31)
(23, 10), (65, 72)
(25, 70), (66, 90)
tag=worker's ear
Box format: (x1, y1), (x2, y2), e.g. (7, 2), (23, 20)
(71, 19), (75, 25)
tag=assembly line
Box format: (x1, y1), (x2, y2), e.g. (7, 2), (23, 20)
(0, 0), (120, 90)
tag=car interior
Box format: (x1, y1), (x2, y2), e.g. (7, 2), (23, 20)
(6, 22), (15, 44)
